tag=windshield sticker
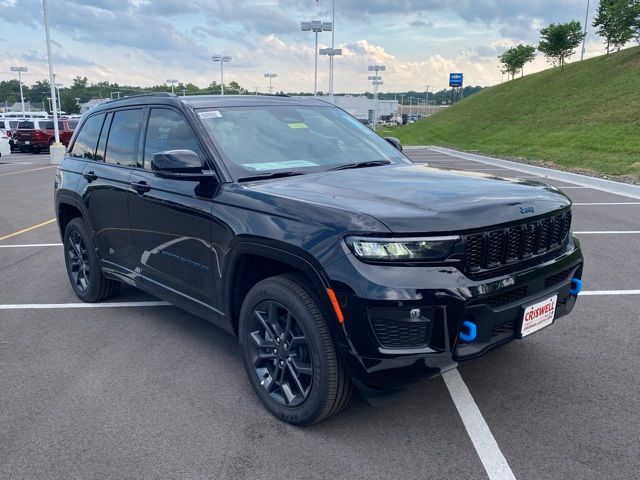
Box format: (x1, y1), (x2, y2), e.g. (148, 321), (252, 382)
(287, 123), (308, 129)
(241, 160), (318, 171)
(198, 111), (222, 119)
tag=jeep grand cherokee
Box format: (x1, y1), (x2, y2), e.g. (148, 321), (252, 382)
(54, 93), (583, 425)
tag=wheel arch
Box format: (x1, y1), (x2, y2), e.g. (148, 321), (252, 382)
(56, 193), (94, 239)
(224, 241), (340, 337)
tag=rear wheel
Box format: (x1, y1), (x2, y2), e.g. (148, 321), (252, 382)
(239, 274), (355, 425)
(63, 218), (120, 302)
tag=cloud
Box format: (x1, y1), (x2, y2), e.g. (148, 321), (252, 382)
(408, 20), (434, 28)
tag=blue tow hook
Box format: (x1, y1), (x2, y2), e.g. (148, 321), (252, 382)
(459, 320), (477, 343)
(569, 278), (582, 295)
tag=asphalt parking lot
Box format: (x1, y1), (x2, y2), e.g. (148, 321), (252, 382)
(1, 149), (639, 480)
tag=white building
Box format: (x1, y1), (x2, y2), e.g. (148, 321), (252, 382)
(80, 98), (109, 114)
(327, 95), (398, 122)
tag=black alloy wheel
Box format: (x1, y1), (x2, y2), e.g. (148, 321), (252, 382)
(239, 274), (356, 425)
(63, 218), (120, 302)
(66, 229), (90, 293)
(248, 300), (314, 407)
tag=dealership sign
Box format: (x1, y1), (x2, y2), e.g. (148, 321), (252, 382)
(449, 73), (463, 87)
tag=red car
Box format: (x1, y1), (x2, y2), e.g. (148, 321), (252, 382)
(13, 118), (78, 153)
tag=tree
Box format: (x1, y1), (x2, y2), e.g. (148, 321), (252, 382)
(498, 44), (537, 79)
(538, 20), (586, 67)
(593, 0), (640, 53)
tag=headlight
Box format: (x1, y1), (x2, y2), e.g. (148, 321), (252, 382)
(345, 236), (460, 261)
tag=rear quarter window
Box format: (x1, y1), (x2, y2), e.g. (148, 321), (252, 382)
(68, 113), (106, 159)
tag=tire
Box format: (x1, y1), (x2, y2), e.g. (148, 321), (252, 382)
(63, 218), (120, 302)
(239, 274), (355, 425)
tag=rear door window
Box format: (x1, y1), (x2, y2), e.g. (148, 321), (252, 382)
(68, 113), (106, 159)
(104, 109), (144, 167)
(143, 108), (202, 169)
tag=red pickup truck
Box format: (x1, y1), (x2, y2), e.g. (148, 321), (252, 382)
(13, 119), (78, 153)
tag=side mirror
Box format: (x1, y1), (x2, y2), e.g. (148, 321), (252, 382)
(384, 137), (403, 152)
(151, 150), (215, 181)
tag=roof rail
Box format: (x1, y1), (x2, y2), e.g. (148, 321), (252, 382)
(105, 92), (177, 104)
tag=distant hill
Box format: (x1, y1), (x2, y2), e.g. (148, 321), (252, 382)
(382, 46), (640, 178)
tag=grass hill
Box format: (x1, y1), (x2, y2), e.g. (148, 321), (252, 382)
(380, 46), (640, 178)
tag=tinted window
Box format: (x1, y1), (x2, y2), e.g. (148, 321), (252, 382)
(68, 120), (79, 130)
(9, 121), (20, 129)
(18, 121), (34, 129)
(69, 114), (105, 159)
(105, 109), (143, 167)
(143, 109), (202, 169)
(94, 112), (113, 162)
(43, 121), (65, 130)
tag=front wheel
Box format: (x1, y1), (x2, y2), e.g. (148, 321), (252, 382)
(63, 218), (120, 302)
(239, 274), (355, 425)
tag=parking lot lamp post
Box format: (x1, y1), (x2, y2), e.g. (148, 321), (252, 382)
(166, 79), (178, 95)
(368, 65), (385, 132)
(581, 0), (590, 60)
(55, 83), (63, 115)
(301, 20), (332, 96)
(10, 67), (28, 116)
(42, 0), (64, 165)
(264, 73), (277, 94)
(212, 55), (232, 95)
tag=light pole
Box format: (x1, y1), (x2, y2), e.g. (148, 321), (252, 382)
(10, 66), (28, 116)
(319, 47), (342, 101)
(409, 97), (414, 117)
(42, 0), (63, 165)
(368, 65), (385, 132)
(264, 73), (277, 94)
(55, 82), (63, 115)
(181, 89), (187, 97)
(301, 20), (332, 96)
(212, 55), (232, 95)
(166, 79), (178, 94)
(581, 0), (590, 60)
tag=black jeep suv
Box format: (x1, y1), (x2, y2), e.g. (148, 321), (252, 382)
(55, 93), (583, 424)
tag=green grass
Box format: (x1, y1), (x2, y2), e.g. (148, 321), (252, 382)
(379, 46), (640, 178)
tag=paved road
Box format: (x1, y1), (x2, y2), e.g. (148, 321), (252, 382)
(1, 150), (638, 479)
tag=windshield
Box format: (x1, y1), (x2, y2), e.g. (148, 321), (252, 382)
(197, 105), (408, 179)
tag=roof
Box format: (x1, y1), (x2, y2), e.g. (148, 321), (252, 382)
(89, 93), (333, 113)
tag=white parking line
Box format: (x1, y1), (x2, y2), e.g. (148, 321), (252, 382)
(574, 231), (640, 234)
(0, 301), (170, 310)
(0, 161), (31, 166)
(0, 243), (62, 248)
(579, 290), (640, 296)
(443, 369), (516, 480)
(573, 202), (640, 206)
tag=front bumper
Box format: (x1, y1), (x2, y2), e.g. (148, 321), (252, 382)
(326, 236), (583, 397)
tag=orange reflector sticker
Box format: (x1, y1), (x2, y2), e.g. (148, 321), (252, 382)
(326, 288), (344, 324)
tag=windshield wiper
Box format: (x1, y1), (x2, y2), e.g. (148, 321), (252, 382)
(326, 160), (391, 171)
(237, 171), (305, 182)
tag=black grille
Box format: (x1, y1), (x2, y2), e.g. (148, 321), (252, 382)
(544, 268), (573, 288)
(464, 210), (571, 274)
(371, 319), (430, 348)
(491, 322), (515, 338)
(484, 286), (528, 308)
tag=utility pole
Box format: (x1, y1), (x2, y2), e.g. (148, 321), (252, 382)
(581, 0), (590, 60)
(10, 66), (28, 116)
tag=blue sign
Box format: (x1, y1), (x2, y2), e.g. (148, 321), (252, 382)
(449, 73), (463, 87)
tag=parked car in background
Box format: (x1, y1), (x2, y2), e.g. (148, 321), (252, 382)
(13, 118), (77, 153)
(0, 129), (11, 158)
(0, 118), (22, 151)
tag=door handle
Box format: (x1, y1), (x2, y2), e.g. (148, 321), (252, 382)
(131, 180), (151, 195)
(83, 171), (98, 182)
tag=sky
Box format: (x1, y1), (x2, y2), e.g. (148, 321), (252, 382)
(0, 0), (608, 94)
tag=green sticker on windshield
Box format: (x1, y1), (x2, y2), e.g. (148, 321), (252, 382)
(287, 123), (308, 129)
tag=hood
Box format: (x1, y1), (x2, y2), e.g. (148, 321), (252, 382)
(248, 164), (571, 233)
